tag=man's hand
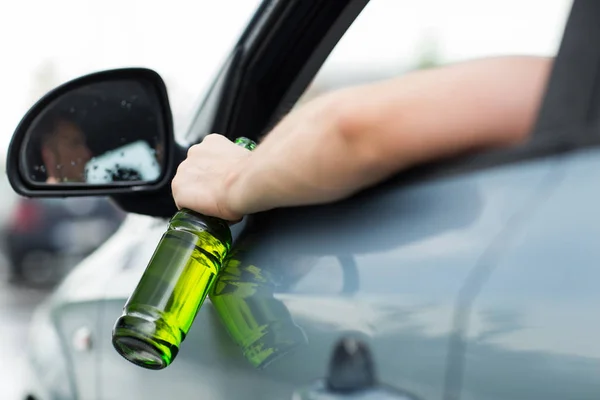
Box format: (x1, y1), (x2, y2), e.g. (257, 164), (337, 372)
(171, 134), (252, 221)
(171, 56), (551, 223)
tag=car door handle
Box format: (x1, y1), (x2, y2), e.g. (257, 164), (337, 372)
(292, 336), (423, 400)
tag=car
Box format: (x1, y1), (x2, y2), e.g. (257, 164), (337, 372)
(0, 196), (125, 286)
(5, 0), (600, 399)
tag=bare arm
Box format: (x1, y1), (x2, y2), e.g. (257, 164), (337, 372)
(172, 56), (553, 220)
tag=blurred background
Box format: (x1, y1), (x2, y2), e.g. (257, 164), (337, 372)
(0, 0), (571, 397)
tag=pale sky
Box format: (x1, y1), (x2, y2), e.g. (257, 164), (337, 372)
(0, 0), (571, 159)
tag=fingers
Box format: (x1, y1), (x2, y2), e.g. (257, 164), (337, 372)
(171, 134), (248, 221)
(227, 217), (244, 227)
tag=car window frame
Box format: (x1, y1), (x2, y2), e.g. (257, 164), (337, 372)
(183, 0), (370, 145)
(185, 0), (600, 189)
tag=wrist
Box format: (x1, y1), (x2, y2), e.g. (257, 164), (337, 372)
(222, 152), (255, 218)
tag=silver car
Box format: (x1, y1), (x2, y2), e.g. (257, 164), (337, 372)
(6, 0), (600, 399)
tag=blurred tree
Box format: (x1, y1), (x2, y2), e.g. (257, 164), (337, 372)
(413, 34), (442, 70)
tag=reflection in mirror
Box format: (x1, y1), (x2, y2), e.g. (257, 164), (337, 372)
(22, 79), (166, 185)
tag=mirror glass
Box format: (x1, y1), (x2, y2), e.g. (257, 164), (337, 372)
(22, 79), (166, 185)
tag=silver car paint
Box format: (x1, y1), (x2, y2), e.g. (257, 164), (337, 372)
(24, 148), (600, 399)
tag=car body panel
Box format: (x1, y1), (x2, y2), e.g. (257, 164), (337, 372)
(22, 214), (159, 400)
(25, 146), (600, 399)
(459, 149), (600, 400)
(24, 302), (77, 400)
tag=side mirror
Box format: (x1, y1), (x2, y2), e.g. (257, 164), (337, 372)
(6, 68), (176, 197)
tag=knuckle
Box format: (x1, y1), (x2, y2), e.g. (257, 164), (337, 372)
(174, 161), (186, 177)
(187, 144), (201, 157)
(170, 176), (180, 193)
(203, 133), (222, 143)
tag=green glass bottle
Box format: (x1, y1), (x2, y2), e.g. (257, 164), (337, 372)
(210, 234), (307, 369)
(112, 137), (256, 370)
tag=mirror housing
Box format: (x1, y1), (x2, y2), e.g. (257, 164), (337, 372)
(6, 68), (178, 200)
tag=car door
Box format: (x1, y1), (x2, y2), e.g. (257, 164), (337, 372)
(456, 2), (600, 399)
(97, 1), (598, 399)
(97, 159), (564, 400)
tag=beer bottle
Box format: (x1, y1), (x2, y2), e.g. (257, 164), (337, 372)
(112, 137), (256, 370)
(210, 232), (307, 369)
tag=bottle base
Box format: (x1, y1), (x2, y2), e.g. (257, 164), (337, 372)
(112, 314), (180, 370)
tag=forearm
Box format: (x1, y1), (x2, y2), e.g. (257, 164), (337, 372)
(227, 55), (553, 215)
(226, 93), (356, 214)
(343, 56), (553, 169)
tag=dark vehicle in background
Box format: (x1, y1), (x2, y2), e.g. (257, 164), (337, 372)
(1, 196), (124, 286)
(4, 0), (600, 399)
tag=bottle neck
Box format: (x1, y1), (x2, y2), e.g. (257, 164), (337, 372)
(171, 208), (232, 244)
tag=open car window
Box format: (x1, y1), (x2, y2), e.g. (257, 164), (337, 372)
(300, 0), (571, 102)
